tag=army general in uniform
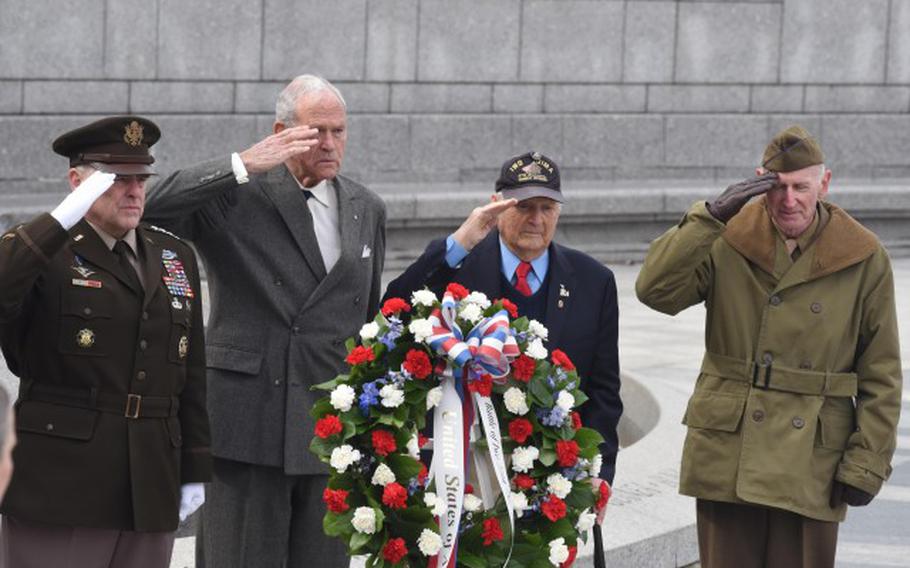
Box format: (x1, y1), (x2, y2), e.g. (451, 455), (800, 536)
(636, 125), (902, 568)
(0, 116), (212, 568)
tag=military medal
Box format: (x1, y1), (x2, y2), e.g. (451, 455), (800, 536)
(161, 251), (195, 299)
(171, 298), (183, 310)
(72, 278), (102, 288)
(76, 328), (95, 348)
(178, 335), (189, 359)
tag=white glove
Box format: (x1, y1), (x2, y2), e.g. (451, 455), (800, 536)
(178, 482), (205, 522)
(50, 171), (116, 229)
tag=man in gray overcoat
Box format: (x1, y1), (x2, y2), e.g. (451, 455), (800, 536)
(144, 75), (386, 567)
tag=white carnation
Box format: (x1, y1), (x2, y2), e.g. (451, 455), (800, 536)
(503, 387), (530, 416)
(511, 446), (539, 473)
(526, 338), (548, 360)
(417, 528), (443, 556)
(409, 318), (434, 343)
(359, 321), (380, 340)
(528, 319), (549, 340)
(371, 463), (396, 486)
(556, 390), (575, 412)
(329, 384), (356, 412)
(547, 473), (573, 499)
(330, 444), (361, 473)
(464, 291), (491, 309)
(411, 289), (438, 307)
(463, 493), (483, 513)
(407, 433), (420, 458)
(426, 386), (443, 410)
(459, 303), (483, 324)
(380, 384), (405, 408)
(351, 506), (377, 534)
(424, 492), (446, 516)
(589, 454), (603, 477)
(576, 508), (597, 532)
(510, 491), (529, 515)
(548, 537), (570, 566)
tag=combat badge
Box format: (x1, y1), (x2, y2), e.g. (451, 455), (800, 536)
(178, 335), (189, 359)
(71, 255), (96, 278)
(76, 328), (95, 348)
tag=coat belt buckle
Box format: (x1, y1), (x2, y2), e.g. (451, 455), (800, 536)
(125, 394), (142, 419)
(752, 362), (772, 389)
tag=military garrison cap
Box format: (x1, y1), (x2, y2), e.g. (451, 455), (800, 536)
(53, 115), (160, 175)
(761, 125), (824, 173)
(495, 151), (563, 203)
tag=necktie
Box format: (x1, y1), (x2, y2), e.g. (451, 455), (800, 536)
(302, 189), (314, 201)
(113, 240), (142, 292)
(785, 238), (800, 260)
(514, 261), (533, 297)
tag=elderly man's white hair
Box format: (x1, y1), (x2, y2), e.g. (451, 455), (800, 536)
(275, 75), (346, 125)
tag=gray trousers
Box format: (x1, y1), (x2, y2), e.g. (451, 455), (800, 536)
(696, 499), (839, 568)
(0, 515), (175, 568)
(196, 457), (348, 568)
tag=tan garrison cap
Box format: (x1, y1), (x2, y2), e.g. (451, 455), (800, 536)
(761, 125), (824, 173)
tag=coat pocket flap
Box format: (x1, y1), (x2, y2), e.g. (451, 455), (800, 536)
(17, 400), (99, 441)
(682, 392), (746, 432)
(205, 344), (262, 375)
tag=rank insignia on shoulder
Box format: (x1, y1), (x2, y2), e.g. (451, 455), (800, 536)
(72, 278), (102, 289)
(148, 225), (182, 240)
(178, 335), (189, 359)
(76, 328), (95, 348)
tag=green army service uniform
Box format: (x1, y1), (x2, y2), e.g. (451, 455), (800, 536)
(0, 213), (211, 532)
(636, 197), (901, 522)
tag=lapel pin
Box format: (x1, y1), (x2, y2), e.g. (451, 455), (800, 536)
(74, 234), (84, 242)
(557, 299), (565, 309)
(559, 284), (570, 298)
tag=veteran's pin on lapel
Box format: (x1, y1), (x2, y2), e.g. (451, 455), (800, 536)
(558, 284), (569, 309)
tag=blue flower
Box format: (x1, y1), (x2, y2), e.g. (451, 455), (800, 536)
(537, 405), (568, 428)
(358, 381), (381, 416)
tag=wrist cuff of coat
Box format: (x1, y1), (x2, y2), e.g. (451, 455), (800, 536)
(836, 448), (891, 495)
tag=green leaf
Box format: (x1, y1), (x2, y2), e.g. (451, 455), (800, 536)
(565, 482), (597, 511)
(572, 427), (605, 449)
(345, 337), (356, 351)
(312, 374), (346, 392)
(387, 453), (422, 480)
(349, 530), (372, 553)
(529, 375), (554, 407)
(456, 550), (487, 568)
(572, 389), (589, 407)
(309, 398), (334, 419)
(309, 436), (337, 459)
(538, 448), (556, 467)
(323, 509), (354, 537)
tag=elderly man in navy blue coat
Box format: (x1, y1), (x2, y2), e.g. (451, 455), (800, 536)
(384, 152), (622, 515)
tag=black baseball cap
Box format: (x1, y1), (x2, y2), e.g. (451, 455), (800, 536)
(495, 151), (563, 203)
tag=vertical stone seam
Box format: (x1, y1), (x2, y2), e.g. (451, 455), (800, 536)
(671, 1), (680, 83)
(414, 0), (422, 80)
(127, 81), (132, 113)
(19, 81), (24, 114)
(101, 0), (109, 78)
(748, 84), (754, 113)
(884, 0), (893, 84)
(155, 0), (161, 79)
(517, 0), (525, 81)
(258, 0), (266, 81)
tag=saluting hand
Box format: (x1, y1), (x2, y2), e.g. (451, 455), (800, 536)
(451, 195), (518, 252)
(707, 172), (778, 223)
(239, 125), (319, 174)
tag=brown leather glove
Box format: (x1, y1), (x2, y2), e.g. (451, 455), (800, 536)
(830, 480), (875, 508)
(706, 172), (779, 223)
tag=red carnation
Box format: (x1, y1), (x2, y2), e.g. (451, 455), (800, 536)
(510, 354), (536, 383)
(465, 483), (474, 494)
(446, 282), (469, 300)
(382, 537), (408, 564)
(562, 545), (578, 568)
(556, 439), (580, 467)
(571, 411), (582, 431)
(541, 493), (567, 522)
(508, 418), (533, 444)
(382, 482), (408, 509)
(322, 487), (350, 513)
(403, 349), (432, 379)
(418, 462), (429, 485)
(481, 517), (504, 546)
(418, 433), (429, 448)
(345, 345), (375, 366)
(513, 474), (535, 490)
(596, 480), (612, 511)
(551, 349), (576, 371)
(495, 297), (518, 318)
(372, 429), (397, 457)
(467, 373), (493, 397)
(381, 297), (411, 317)
(314, 414), (343, 439)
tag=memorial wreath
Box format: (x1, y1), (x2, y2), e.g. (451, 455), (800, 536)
(309, 283), (608, 567)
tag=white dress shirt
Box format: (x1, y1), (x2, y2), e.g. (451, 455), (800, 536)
(290, 173), (341, 273)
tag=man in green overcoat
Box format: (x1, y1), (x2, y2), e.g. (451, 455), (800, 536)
(636, 125), (902, 568)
